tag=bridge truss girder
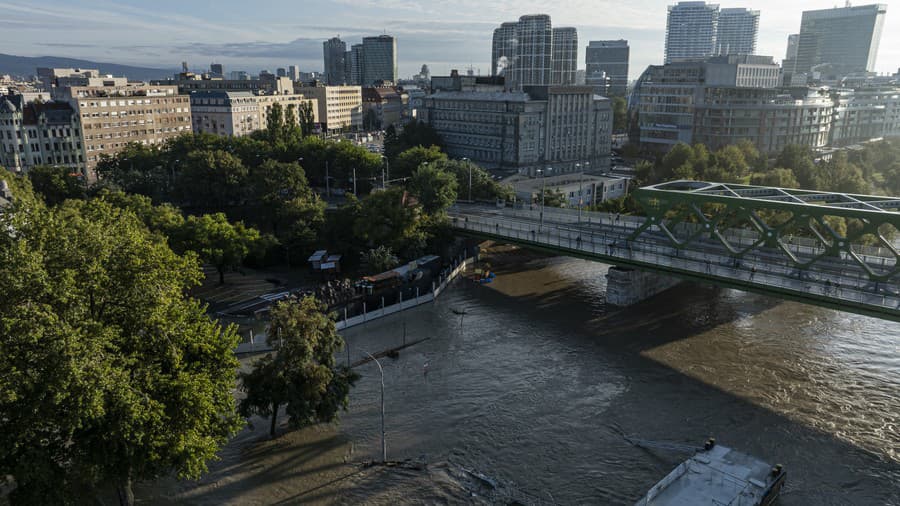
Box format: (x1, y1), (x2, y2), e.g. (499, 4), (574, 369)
(629, 181), (900, 282)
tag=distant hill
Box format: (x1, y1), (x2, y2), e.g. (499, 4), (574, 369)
(0, 53), (175, 81)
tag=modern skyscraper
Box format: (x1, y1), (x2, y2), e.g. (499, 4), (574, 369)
(551, 27), (578, 85)
(716, 7), (759, 55)
(511, 14), (553, 89)
(276, 68), (286, 77)
(586, 40), (630, 96)
(323, 37), (347, 85)
(288, 65), (300, 81)
(794, 4), (887, 76)
(492, 22), (518, 77)
(665, 2), (719, 63)
(209, 63), (224, 78)
(361, 35), (397, 85)
(785, 34), (800, 60)
(350, 44), (364, 85)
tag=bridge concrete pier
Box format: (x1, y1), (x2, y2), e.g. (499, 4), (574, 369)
(605, 266), (681, 306)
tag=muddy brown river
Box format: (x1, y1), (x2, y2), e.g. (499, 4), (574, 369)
(340, 248), (900, 505)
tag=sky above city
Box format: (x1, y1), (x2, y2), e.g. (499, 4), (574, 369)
(1, 0), (898, 80)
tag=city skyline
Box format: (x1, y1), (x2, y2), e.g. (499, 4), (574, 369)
(0, 0), (898, 81)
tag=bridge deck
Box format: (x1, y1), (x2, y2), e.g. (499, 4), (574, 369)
(449, 204), (900, 322)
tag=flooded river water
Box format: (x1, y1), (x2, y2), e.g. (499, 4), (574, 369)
(340, 246), (900, 505)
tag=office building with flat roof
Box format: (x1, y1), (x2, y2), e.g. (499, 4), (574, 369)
(361, 35), (397, 86)
(323, 37), (348, 85)
(794, 4), (887, 78)
(586, 40), (630, 96)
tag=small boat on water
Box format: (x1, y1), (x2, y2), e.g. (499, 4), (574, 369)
(635, 439), (785, 506)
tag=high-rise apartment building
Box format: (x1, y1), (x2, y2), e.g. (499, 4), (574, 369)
(491, 22), (518, 77)
(585, 40), (630, 96)
(716, 8), (759, 55)
(785, 34), (800, 60)
(794, 4), (887, 77)
(361, 35), (398, 86)
(491, 15), (579, 90)
(665, 2), (720, 63)
(551, 27), (578, 85)
(323, 37), (347, 85)
(512, 15), (553, 89)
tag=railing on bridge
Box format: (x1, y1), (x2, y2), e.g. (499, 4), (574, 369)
(448, 180), (900, 321)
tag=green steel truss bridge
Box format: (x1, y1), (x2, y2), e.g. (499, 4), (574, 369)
(448, 181), (900, 322)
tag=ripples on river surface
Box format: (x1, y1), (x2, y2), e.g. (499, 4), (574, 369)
(341, 253), (900, 505)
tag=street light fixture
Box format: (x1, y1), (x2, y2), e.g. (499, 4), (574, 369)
(462, 157), (472, 202)
(536, 167), (552, 232)
(364, 352), (387, 463)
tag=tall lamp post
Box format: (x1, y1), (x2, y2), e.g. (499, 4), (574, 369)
(536, 167), (552, 232)
(462, 157), (472, 202)
(365, 352), (387, 463)
(575, 163), (583, 223)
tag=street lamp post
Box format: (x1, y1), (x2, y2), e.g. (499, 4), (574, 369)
(537, 167), (552, 233)
(365, 352), (387, 463)
(325, 160), (330, 197)
(576, 163), (583, 223)
(462, 157), (472, 202)
(353, 167), (358, 196)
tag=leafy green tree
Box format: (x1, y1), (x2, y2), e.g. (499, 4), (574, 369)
(711, 145), (750, 180)
(815, 152), (869, 194)
(26, 164), (86, 205)
(249, 159), (324, 235)
(776, 144), (817, 189)
(538, 188), (567, 208)
(435, 159), (513, 201)
(266, 102), (286, 143)
(175, 149), (248, 211)
(884, 161), (900, 196)
(392, 145), (447, 179)
(238, 297), (358, 437)
(361, 245), (399, 274)
(735, 139), (764, 171)
(97, 189), (185, 238)
(297, 101), (316, 138)
(177, 213), (264, 284)
(0, 197), (242, 505)
(612, 96), (628, 133)
(750, 168), (800, 188)
(353, 187), (426, 257)
(383, 119), (444, 161)
(94, 142), (169, 199)
(407, 163), (458, 214)
(659, 143), (695, 181)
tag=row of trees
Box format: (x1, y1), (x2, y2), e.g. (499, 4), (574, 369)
(633, 139), (900, 196)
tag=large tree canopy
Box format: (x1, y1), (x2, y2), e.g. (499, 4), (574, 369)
(238, 296), (357, 437)
(0, 195), (242, 505)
